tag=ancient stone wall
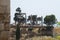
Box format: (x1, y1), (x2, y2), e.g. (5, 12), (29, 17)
(0, 0), (10, 40)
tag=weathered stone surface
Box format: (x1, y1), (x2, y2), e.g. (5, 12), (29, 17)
(0, 31), (9, 40)
(0, 0), (10, 40)
(0, 0), (10, 13)
(0, 23), (4, 31)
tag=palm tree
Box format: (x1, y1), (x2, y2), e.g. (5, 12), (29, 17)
(14, 7), (21, 40)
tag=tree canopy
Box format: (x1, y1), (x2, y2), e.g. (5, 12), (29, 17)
(44, 14), (56, 26)
(28, 15), (37, 25)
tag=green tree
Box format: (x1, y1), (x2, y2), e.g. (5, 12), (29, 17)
(44, 15), (56, 36)
(28, 15), (37, 25)
(27, 15), (37, 32)
(44, 14), (56, 26)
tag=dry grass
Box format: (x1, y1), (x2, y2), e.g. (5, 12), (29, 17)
(9, 27), (60, 40)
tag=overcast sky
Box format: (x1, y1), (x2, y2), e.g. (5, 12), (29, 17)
(10, 0), (60, 24)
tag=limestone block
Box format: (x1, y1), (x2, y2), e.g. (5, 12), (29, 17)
(4, 24), (10, 31)
(0, 0), (10, 12)
(0, 31), (9, 40)
(0, 6), (6, 13)
(0, 23), (4, 31)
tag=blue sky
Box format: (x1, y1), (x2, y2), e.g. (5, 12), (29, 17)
(10, 0), (60, 24)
